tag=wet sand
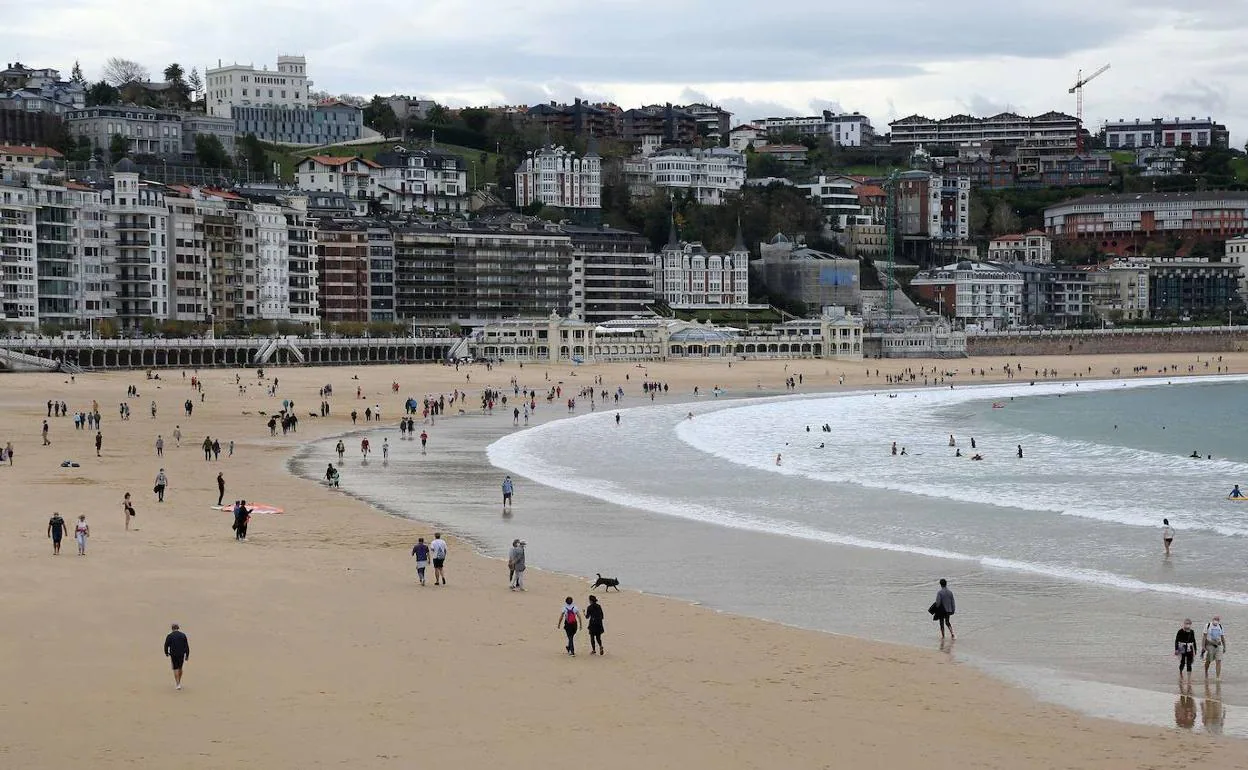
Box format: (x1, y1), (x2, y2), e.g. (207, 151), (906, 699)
(2, 353), (1248, 768)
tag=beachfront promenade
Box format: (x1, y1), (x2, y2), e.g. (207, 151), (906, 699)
(0, 335), (457, 371)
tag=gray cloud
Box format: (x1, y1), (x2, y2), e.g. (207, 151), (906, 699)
(1158, 80), (1230, 117)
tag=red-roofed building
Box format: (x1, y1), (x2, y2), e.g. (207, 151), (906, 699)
(0, 143), (63, 168)
(295, 155), (381, 215)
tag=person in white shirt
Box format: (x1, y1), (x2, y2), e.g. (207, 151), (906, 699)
(429, 534), (448, 585)
(1162, 519), (1175, 556)
(1204, 616), (1227, 679)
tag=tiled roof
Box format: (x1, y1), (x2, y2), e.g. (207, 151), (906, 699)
(0, 144), (63, 158)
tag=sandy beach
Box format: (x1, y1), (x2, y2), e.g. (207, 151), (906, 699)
(3, 352), (1248, 769)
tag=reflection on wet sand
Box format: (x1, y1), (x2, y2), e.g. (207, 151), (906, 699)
(1202, 681), (1226, 736)
(1174, 684), (1197, 730)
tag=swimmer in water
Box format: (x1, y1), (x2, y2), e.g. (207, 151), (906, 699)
(955, 448), (962, 457)
(818, 442), (825, 449)
(1232, 485), (1243, 499)
(775, 453), (782, 465)
(971, 453), (983, 461)
(891, 441), (897, 456)
(899, 447), (907, 456)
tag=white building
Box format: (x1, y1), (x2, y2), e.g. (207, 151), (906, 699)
(657, 228), (750, 308)
(624, 147), (745, 205)
(797, 175), (861, 230)
(987, 231), (1052, 264)
(206, 55), (310, 119)
(728, 123), (767, 152)
(1226, 236), (1248, 304)
(910, 260), (1023, 330)
(0, 176), (38, 326)
(371, 146), (469, 214)
(294, 155), (379, 215)
(104, 160), (170, 327)
(66, 180), (110, 324)
(252, 202), (292, 320)
(759, 110), (875, 146)
(1104, 117), (1229, 149)
(515, 142), (602, 211)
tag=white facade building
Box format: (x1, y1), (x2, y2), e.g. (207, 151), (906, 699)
(206, 55), (310, 119)
(1104, 117), (1229, 149)
(515, 143), (602, 210)
(253, 202), (292, 320)
(910, 260), (1024, 330)
(987, 231), (1053, 264)
(294, 155), (379, 215)
(728, 124), (767, 152)
(104, 163), (170, 327)
(1226, 235), (1248, 304)
(624, 147), (745, 205)
(797, 175), (861, 229)
(657, 232), (750, 308)
(0, 178), (38, 326)
(759, 111), (875, 146)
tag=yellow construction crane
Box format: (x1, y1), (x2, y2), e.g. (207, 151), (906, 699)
(1069, 63), (1110, 152)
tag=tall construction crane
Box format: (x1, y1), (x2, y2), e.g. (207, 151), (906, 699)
(1069, 63), (1110, 153)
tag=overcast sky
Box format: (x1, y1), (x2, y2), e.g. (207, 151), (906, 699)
(8, 0), (1247, 144)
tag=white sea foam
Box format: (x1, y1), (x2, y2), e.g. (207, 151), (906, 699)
(486, 377), (1248, 604)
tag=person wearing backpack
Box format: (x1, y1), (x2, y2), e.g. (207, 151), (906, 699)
(557, 597), (582, 656)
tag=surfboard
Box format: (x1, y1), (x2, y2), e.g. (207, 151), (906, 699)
(218, 503), (285, 515)
(1228, 496), (1248, 503)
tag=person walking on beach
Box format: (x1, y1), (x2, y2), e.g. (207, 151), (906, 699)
(501, 475), (514, 512)
(48, 511), (67, 555)
(217, 472), (226, 506)
(382, 438), (389, 461)
(164, 623), (190, 690)
(1204, 616), (1227, 679)
(154, 468), (168, 502)
(508, 539), (526, 590)
(411, 537), (430, 586)
(558, 597), (582, 656)
(156, 435), (164, 457)
(1163, 519), (1175, 556)
(123, 492), (136, 532)
(42, 419), (50, 446)
(1176, 618), (1198, 682)
(74, 515), (89, 555)
(932, 579), (956, 640)
(430, 533), (448, 585)
(202, 436), (212, 461)
(325, 463), (340, 488)
(335, 440), (345, 464)
(232, 500), (251, 541)
(586, 594), (605, 655)
(420, 430), (428, 453)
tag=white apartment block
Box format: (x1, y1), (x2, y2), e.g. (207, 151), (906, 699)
(624, 148), (745, 206)
(889, 111), (1079, 147)
(66, 181), (111, 323)
(372, 147), (469, 214)
(103, 163), (170, 326)
(253, 202), (292, 320)
(515, 144), (602, 210)
(206, 55), (310, 119)
(657, 239), (750, 308)
(1104, 117), (1229, 149)
(910, 261), (1024, 329)
(167, 194), (207, 321)
(797, 175), (861, 229)
(295, 155), (380, 215)
(759, 111), (875, 146)
(1226, 235), (1248, 304)
(0, 179), (38, 326)
(987, 231), (1053, 264)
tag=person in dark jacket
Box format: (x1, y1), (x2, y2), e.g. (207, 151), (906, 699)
(586, 595), (606, 655)
(1176, 618), (1197, 682)
(164, 623), (190, 690)
(933, 579), (956, 640)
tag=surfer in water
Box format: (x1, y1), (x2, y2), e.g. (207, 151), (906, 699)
(1232, 485), (1244, 499)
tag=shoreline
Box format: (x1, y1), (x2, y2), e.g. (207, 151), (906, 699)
(3, 354), (1248, 768)
(299, 366), (1248, 733)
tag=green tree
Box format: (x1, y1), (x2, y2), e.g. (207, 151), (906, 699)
(989, 201), (1022, 236)
(163, 63), (184, 83)
(108, 133), (131, 163)
(187, 68), (203, 103)
(363, 96), (400, 137)
(237, 134), (269, 178)
(162, 63), (191, 105)
(460, 107), (491, 133)
(86, 80), (120, 107)
(194, 134), (231, 169)
(97, 319), (119, 339)
(426, 103), (450, 124)
(70, 60), (85, 83)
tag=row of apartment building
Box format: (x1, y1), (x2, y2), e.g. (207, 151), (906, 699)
(910, 256), (1243, 329)
(1, 146), (762, 331)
